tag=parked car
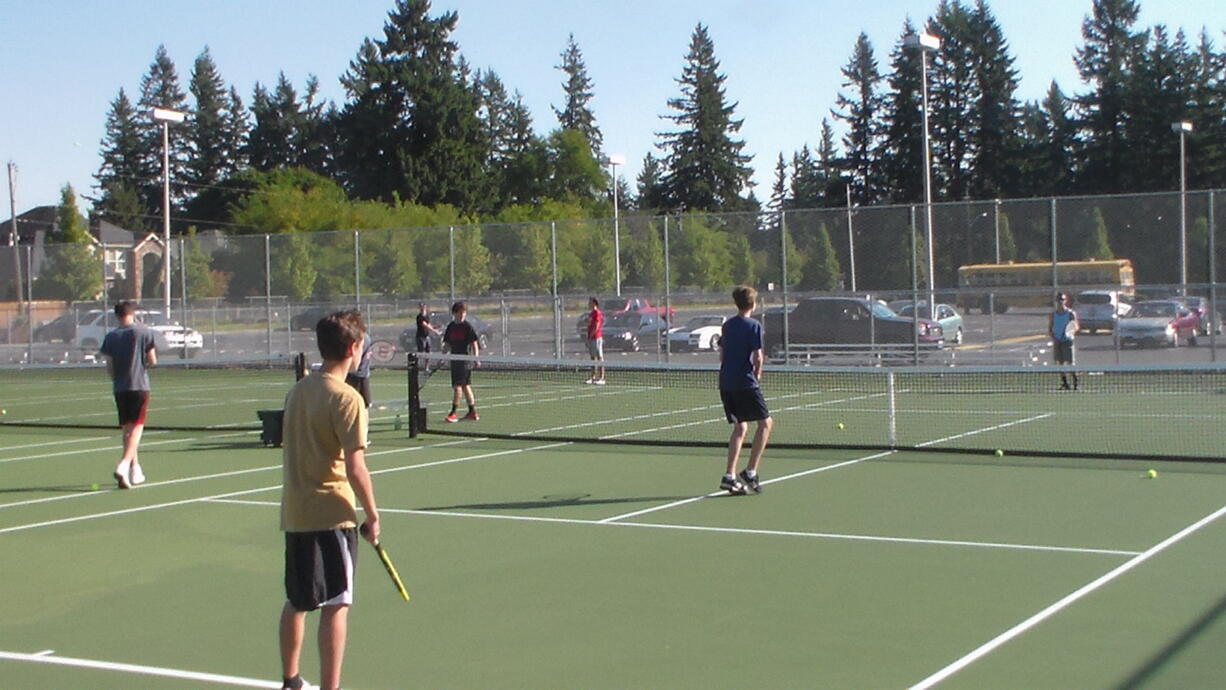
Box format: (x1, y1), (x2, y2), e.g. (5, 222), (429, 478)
(75, 309), (204, 357)
(33, 313), (79, 343)
(1117, 301), (1199, 348)
(1074, 290), (1132, 333)
(290, 306), (333, 331)
(576, 311), (667, 352)
(398, 312), (492, 353)
(1173, 296), (1216, 335)
(762, 297), (943, 357)
(663, 315), (726, 351)
(894, 302), (964, 345)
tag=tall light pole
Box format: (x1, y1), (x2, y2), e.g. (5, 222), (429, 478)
(905, 31), (941, 321)
(845, 183), (857, 292)
(151, 107), (185, 319)
(606, 153), (626, 295)
(1172, 121), (1193, 292)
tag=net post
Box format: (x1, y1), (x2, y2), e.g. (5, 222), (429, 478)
(886, 371), (897, 448)
(407, 352), (421, 438)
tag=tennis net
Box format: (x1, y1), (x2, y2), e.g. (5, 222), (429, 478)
(0, 354), (300, 431)
(411, 352), (1226, 462)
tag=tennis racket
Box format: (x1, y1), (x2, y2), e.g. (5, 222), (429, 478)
(359, 524), (410, 602)
(1064, 320), (1077, 340)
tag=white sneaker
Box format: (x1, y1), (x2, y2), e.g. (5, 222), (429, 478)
(129, 463), (146, 487)
(594, 378), (606, 385)
(114, 460), (132, 489)
(584, 377), (594, 384)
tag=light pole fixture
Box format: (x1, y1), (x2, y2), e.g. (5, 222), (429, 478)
(151, 107), (185, 319)
(905, 31), (941, 321)
(1172, 120), (1193, 292)
(605, 153), (626, 296)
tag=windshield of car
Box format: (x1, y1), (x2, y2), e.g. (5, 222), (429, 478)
(1130, 303), (1177, 318)
(685, 317), (722, 328)
(1077, 293), (1111, 305)
(871, 302), (898, 319)
(609, 313), (638, 327)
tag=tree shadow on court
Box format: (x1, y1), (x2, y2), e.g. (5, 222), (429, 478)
(417, 493), (690, 512)
(170, 440), (270, 452)
(1116, 591), (1226, 688)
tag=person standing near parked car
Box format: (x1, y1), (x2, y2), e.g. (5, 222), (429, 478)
(1049, 292), (1079, 391)
(415, 303), (441, 353)
(585, 297), (605, 385)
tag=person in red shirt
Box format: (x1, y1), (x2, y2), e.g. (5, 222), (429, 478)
(585, 297), (605, 385)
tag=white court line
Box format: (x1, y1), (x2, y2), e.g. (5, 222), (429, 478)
(0, 431), (245, 466)
(599, 452), (894, 523)
(909, 502), (1226, 690)
(0, 649), (278, 688)
(0, 435), (112, 452)
(0, 439), (562, 534)
(599, 410), (1053, 524)
(207, 498), (1141, 558)
(0, 437), (484, 512)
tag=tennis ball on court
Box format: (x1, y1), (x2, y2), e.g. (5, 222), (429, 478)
(994, 449), (1004, 457)
(836, 422), (845, 430)
(1, 409), (6, 415)
(90, 483), (100, 491)
(1147, 469), (1158, 479)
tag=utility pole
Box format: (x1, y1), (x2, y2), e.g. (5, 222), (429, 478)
(7, 162), (23, 304)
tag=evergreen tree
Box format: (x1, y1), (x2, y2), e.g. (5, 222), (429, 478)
(657, 24), (753, 212)
(247, 74), (303, 171)
(877, 20), (925, 205)
(335, 0), (490, 212)
(185, 48), (245, 225)
(635, 153), (668, 211)
(95, 89), (151, 231)
(504, 93), (551, 207)
(1074, 0), (1144, 193)
(546, 129), (606, 205)
(966, 0), (1022, 198)
(1040, 82), (1078, 194)
(1188, 31), (1225, 186)
(804, 222), (842, 291)
(137, 45), (190, 215)
(928, 2), (978, 202)
(789, 147), (824, 209)
(38, 185), (102, 301)
(1082, 207), (1115, 259)
(769, 154), (788, 213)
(298, 75), (335, 175)
(553, 34), (603, 154)
(1121, 27), (1194, 192)
(833, 32), (884, 204)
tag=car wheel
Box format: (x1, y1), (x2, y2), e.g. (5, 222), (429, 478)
(710, 335), (721, 350)
(953, 328), (963, 345)
(479, 334), (489, 350)
(1189, 332), (1199, 346)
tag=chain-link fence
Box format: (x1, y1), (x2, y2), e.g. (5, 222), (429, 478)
(3, 189), (1222, 367)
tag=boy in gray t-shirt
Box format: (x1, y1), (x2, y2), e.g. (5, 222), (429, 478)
(99, 301), (157, 489)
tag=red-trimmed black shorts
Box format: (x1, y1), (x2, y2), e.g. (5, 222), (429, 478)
(114, 391), (150, 426)
(284, 528), (359, 611)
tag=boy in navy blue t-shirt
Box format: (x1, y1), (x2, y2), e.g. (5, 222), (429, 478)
(718, 286), (773, 494)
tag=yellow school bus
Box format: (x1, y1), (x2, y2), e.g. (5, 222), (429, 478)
(956, 259), (1135, 313)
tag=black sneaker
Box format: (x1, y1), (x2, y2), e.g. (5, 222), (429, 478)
(739, 470), (762, 494)
(720, 475), (747, 495)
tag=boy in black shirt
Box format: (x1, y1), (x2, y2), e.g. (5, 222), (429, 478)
(442, 301), (480, 423)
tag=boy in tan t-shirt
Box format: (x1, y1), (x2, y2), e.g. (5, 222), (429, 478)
(278, 310), (381, 690)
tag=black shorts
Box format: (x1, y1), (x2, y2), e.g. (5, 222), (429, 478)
(450, 361), (472, 387)
(1053, 340), (1075, 364)
(284, 528), (358, 611)
(415, 337), (430, 353)
(345, 373), (372, 408)
(114, 391), (150, 426)
(720, 387), (770, 424)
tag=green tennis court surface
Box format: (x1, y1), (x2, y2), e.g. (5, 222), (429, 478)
(4, 392), (1226, 688)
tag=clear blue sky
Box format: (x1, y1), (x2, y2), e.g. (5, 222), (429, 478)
(1, 0), (1220, 215)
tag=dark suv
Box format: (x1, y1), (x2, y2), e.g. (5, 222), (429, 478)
(762, 297), (943, 357)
